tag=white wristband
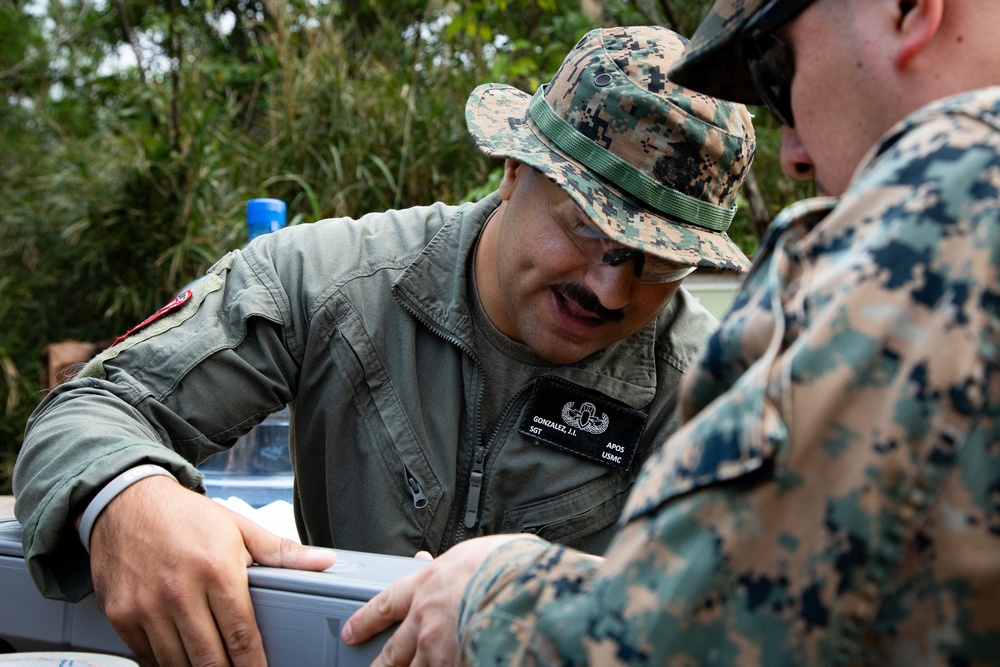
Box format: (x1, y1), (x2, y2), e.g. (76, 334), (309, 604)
(78, 464), (177, 554)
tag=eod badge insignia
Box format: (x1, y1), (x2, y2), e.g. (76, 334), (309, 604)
(518, 377), (647, 471)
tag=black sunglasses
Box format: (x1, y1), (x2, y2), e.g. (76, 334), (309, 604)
(739, 0), (818, 127)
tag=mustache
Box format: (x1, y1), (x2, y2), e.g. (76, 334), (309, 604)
(553, 282), (625, 323)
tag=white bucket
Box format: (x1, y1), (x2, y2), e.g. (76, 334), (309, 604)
(0, 653), (137, 666)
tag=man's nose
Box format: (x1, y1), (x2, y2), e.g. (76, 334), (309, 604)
(583, 261), (634, 312)
(780, 125), (815, 181)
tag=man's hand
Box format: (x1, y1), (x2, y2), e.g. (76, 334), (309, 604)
(87, 474), (337, 666)
(341, 535), (524, 667)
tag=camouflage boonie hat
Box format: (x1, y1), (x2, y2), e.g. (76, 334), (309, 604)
(465, 25), (755, 273)
(667, 0), (774, 104)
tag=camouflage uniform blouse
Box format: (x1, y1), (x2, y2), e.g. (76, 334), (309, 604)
(456, 89), (1000, 666)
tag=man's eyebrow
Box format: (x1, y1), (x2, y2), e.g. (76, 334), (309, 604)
(549, 192), (598, 231)
(566, 203), (593, 226)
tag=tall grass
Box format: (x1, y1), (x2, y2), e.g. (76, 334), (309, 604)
(0, 8), (501, 489)
(0, 2), (804, 494)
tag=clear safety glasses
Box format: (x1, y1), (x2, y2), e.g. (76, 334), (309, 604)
(548, 192), (697, 284)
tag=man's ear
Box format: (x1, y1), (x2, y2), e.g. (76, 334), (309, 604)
(893, 0), (943, 69)
(498, 158), (522, 201)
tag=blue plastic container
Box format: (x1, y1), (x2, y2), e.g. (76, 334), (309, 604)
(246, 198), (287, 241)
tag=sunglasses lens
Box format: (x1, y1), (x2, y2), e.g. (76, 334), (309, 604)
(740, 0), (818, 127)
(746, 33), (795, 126)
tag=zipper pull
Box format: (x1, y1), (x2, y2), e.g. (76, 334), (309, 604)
(406, 474), (428, 509)
(463, 446), (487, 529)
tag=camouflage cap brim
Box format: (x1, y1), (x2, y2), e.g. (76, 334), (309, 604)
(667, 0), (771, 104)
(466, 83), (751, 272)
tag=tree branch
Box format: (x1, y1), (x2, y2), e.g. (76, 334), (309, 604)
(112, 0), (147, 85)
(658, 0), (680, 33)
(743, 168), (772, 240)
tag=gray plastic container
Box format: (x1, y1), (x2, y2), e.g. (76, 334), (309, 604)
(0, 519), (427, 664)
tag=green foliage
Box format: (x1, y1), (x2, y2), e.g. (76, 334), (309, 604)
(750, 110), (818, 217)
(0, 0), (810, 494)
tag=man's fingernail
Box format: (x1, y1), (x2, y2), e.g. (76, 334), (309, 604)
(342, 621), (354, 643)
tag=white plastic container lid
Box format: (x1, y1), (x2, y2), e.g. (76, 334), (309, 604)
(0, 653), (137, 666)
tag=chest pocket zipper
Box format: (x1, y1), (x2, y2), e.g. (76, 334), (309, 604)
(405, 470), (428, 509)
(462, 445), (487, 528)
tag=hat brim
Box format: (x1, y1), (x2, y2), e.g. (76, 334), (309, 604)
(665, 0), (768, 105)
(466, 83), (751, 273)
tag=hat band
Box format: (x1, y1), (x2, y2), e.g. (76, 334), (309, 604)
(527, 86), (736, 232)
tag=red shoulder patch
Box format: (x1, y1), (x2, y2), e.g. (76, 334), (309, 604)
(112, 290), (193, 347)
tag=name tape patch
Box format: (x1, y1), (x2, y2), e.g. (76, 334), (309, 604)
(518, 377), (647, 471)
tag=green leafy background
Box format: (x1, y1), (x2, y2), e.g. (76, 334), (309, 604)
(0, 0), (815, 493)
